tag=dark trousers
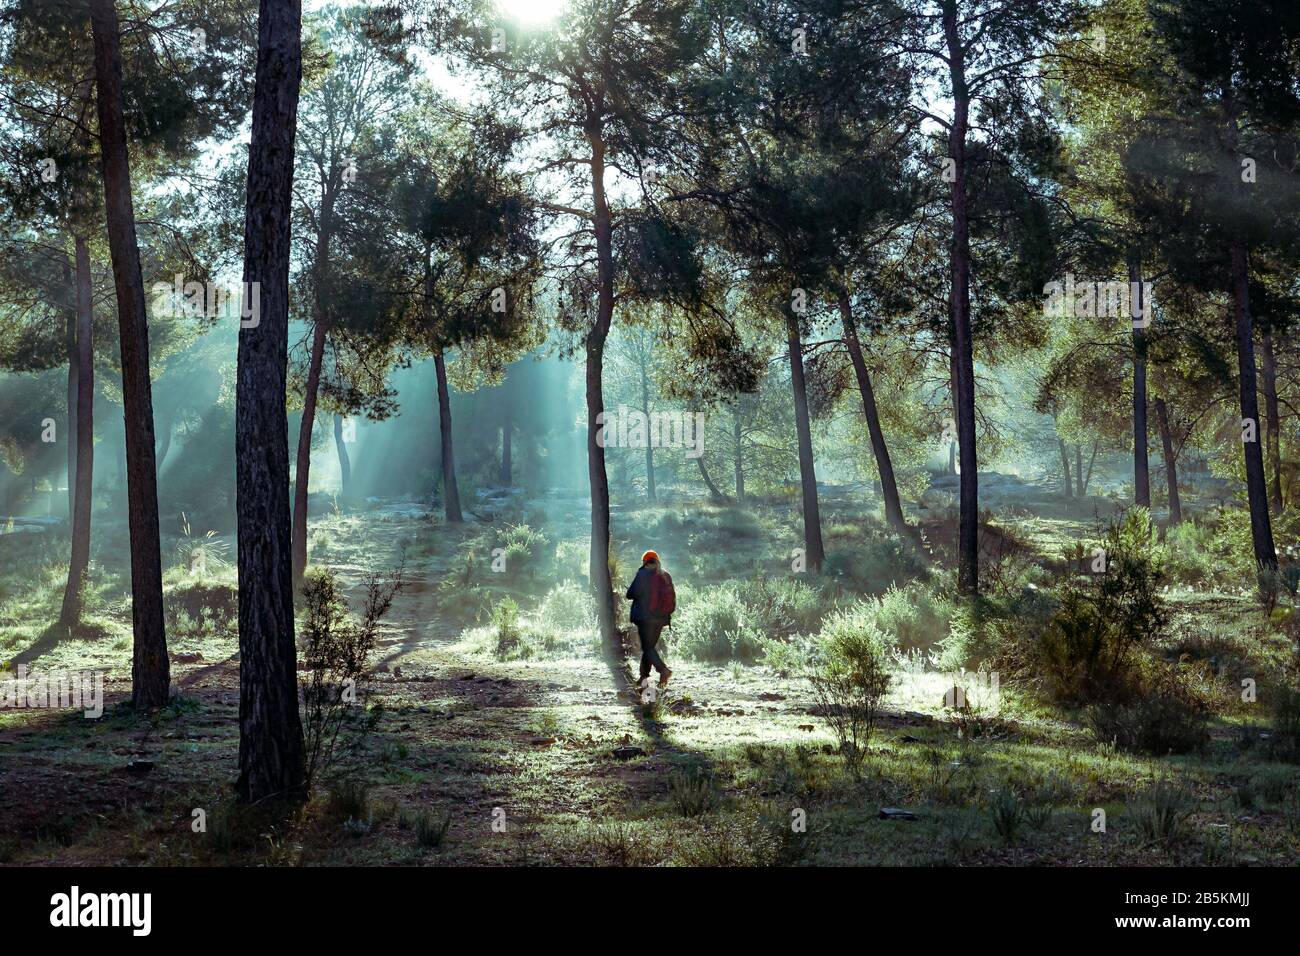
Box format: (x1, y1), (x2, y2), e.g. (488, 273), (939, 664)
(637, 619), (668, 679)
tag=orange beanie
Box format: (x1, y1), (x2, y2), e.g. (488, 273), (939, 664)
(641, 550), (659, 564)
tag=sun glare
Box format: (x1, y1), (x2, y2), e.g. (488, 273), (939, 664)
(497, 0), (568, 26)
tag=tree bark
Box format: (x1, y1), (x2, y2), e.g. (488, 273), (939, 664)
(639, 361), (655, 501)
(1230, 242), (1278, 570)
(333, 412), (350, 497)
(839, 291), (905, 531)
(696, 455), (726, 501)
(291, 319), (326, 584)
(732, 403), (745, 502)
(433, 349), (462, 522)
(60, 235), (95, 627)
(1128, 254), (1151, 508)
(586, 120), (617, 647)
(787, 313), (824, 570)
(1082, 439), (1098, 495)
(1261, 330), (1283, 513)
(1075, 445), (1083, 496)
(89, 0), (169, 708)
(1154, 396), (1182, 525)
(1057, 438), (1073, 497)
(64, 253), (77, 520)
(234, 0), (307, 804)
(500, 407), (513, 486)
(943, 0), (978, 594)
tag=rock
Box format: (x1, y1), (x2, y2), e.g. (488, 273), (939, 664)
(611, 745), (645, 760)
(126, 759), (155, 775)
(878, 807), (919, 821)
(797, 723), (815, 732)
(171, 651), (203, 664)
(758, 692), (786, 701)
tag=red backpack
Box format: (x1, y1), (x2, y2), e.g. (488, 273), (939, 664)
(648, 570), (676, 619)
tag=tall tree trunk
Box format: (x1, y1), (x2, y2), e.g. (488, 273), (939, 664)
(696, 455), (726, 501)
(839, 291), (905, 531)
(639, 362), (655, 501)
(234, 0), (307, 804)
(1128, 254), (1151, 508)
(1082, 439), (1098, 495)
(64, 252), (76, 520)
(500, 408), (513, 486)
(89, 0), (168, 707)
(60, 235), (95, 627)
(732, 403), (745, 503)
(291, 319), (326, 584)
(156, 406), (174, 471)
(433, 349), (462, 522)
(787, 313), (824, 571)
(944, 0), (979, 594)
(1230, 242), (1277, 571)
(1261, 330), (1283, 513)
(1057, 438), (1073, 497)
(1154, 396), (1182, 525)
(586, 122), (617, 648)
(1075, 445), (1083, 495)
(333, 412), (350, 497)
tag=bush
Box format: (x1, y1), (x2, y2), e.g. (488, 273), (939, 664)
(758, 633), (819, 677)
(534, 580), (596, 631)
(668, 768), (721, 818)
(823, 536), (928, 595)
(300, 567), (402, 790)
(1086, 685), (1210, 755)
(1270, 684), (1300, 762)
(734, 576), (824, 639)
(491, 597), (524, 660)
(989, 787), (1025, 843)
(671, 584), (756, 662)
(1129, 779), (1195, 847)
(400, 808), (452, 850)
(807, 611), (892, 776)
(1038, 509), (1168, 706)
(496, 523), (550, 581)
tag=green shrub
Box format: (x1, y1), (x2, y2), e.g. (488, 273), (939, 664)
(534, 580), (596, 631)
(807, 610), (892, 776)
(758, 633), (819, 677)
(402, 808), (452, 850)
(989, 787), (1025, 843)
(668, 768), (721, 818)
(671, 585), (757, 662)
(1129, 779), (1195, 847)
(1038, 509), (1168, 706)
(823, 535), (928, 595)
(734, 576), (824, 639)
(1270, 684), (1300, 762)
(492, 597), (525, 660)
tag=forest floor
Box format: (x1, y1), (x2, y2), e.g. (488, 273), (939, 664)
(1, 475), (1298, 866)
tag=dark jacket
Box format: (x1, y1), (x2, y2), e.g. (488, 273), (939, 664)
(626, 565), (657, 624)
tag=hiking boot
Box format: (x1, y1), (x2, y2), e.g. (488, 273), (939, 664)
(658, 668), (672, 687)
